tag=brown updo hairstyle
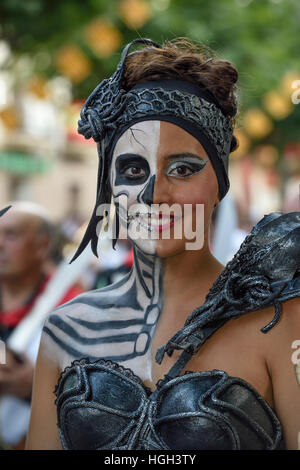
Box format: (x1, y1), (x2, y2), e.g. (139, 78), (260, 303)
(122, 38), (239, 152)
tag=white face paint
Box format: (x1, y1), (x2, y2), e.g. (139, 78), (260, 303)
(110, 119), (212, 257)
(110, 120), (161, 255)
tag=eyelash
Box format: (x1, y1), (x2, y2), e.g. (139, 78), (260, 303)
(167, 162), (207, 178)
(123, 166), (146, 179)
(120, 160), (207, 179)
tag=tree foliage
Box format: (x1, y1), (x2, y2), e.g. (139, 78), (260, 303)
(1, 0), (299, 149)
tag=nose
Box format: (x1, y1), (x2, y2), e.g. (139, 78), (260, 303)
(140, 175), (155, 206)
(153, 171), (172, 206)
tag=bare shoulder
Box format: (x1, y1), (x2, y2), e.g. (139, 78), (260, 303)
(260, 297), (300, 364)
(261, 297), (300, 450)
(219, 296), (300, 343)
(253, 297), (300, 347)
(194, 296), (300, 377)
(281, 296), (300, 322)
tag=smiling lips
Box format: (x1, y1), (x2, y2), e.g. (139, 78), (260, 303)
(128, 212), (181, 232)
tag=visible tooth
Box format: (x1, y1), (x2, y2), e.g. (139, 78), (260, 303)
(127, 212), (175, 232)
(151, 218), (172, 225)
(129, 217), (153, 232)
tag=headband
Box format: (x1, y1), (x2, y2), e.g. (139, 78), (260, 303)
(106, 79), (232, 200)
(73, 39), (235, 261)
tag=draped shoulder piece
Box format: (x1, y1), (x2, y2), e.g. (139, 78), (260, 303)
(156, 211), (300, 363)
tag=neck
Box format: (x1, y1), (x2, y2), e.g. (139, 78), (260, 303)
(129, 239), (223, 311)
(162, 244), (223, 300)
(0, 267), (45, 312)
(130, 244), (162, 303)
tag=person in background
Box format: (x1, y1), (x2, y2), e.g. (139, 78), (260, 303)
(0, 202), (83, 449)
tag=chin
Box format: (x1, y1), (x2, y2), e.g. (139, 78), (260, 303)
(155, 238), (192, 259)
(129, 237), (157, 256)
(129, 236), (189, 258)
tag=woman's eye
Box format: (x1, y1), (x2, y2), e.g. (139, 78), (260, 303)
(169, 165), (193, 177)
(167, 164), (196, 177)
(123, 166), (145, 178)
(167, 159), (208, 178)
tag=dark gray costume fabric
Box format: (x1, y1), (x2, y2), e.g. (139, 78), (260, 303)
(55, 212), (300, 450)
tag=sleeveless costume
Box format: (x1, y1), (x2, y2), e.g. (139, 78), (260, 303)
(52, 40), (300, 449)
(55, 211), (300, 450)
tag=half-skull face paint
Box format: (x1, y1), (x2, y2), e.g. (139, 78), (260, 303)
(110, 121), (159, 255)
(110, 120), (216, 256)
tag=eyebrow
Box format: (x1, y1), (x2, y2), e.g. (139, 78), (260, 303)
(115, 152), (208, 162)
(115, 153), (148, 161)
(163, 152), (208, 161)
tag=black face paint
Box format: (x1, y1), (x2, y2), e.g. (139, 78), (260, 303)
(114, 154), (150, 186)
(140, 175), (155, 205)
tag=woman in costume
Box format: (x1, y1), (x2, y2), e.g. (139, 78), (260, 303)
(27, 39), (300, 450)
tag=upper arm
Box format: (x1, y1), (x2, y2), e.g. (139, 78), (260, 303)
(266, 298), (300, 450)
(26, 334), (62, 450)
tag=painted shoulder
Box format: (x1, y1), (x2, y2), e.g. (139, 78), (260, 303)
(41, 272), (146, 370)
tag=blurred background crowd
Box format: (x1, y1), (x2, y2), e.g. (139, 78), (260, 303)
(0, 0), (299, 450)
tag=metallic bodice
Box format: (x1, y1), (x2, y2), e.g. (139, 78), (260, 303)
(55, 358), (284, 450)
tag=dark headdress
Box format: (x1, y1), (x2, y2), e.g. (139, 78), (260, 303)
(72, 39), (235, 261)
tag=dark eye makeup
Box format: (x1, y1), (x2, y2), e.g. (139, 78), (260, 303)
(114, 153), (150, 186)
(166, 155), (209, 178)
(114, 152), (208, 186)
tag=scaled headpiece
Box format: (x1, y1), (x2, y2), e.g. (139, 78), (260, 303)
(73, 38), (235, 260)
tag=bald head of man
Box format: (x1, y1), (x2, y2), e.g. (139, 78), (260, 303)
(0, 202), (53, 280)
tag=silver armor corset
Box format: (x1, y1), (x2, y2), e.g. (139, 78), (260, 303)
(55, 359), (284, 450)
